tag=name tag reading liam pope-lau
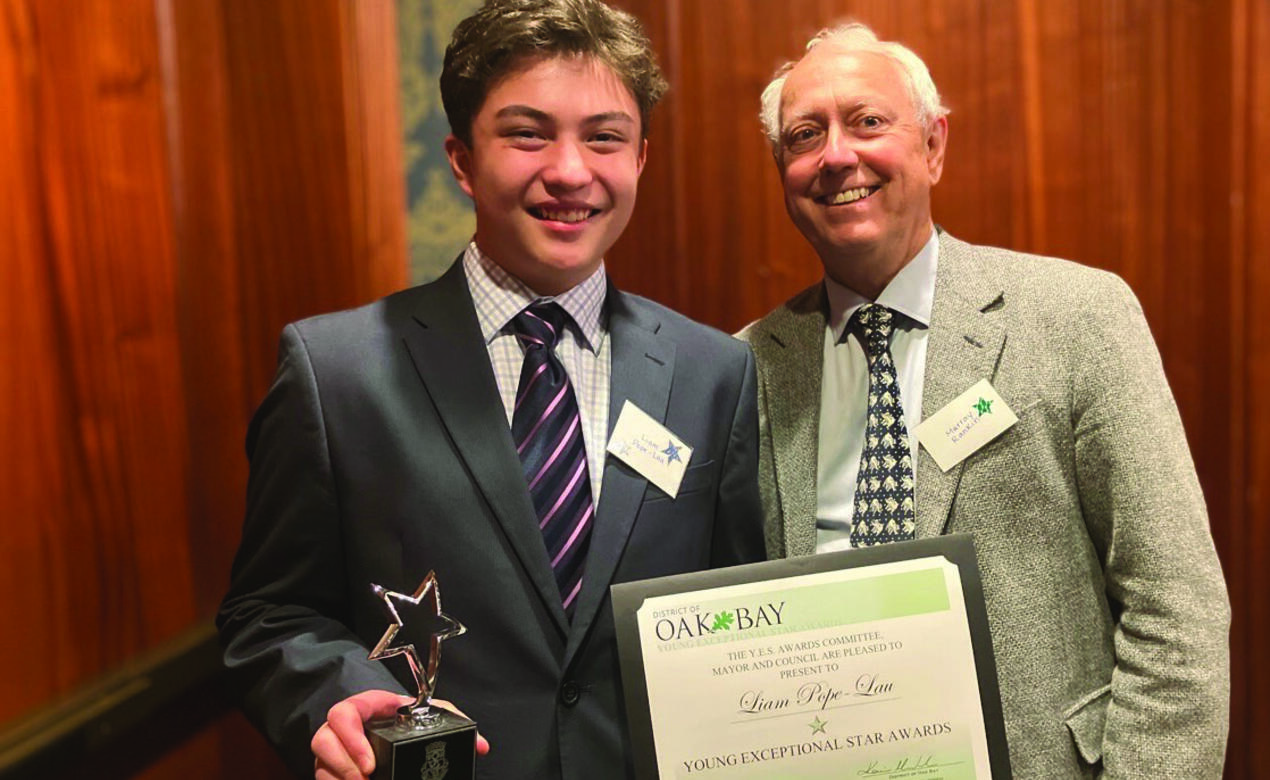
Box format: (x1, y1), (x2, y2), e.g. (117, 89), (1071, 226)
(610, 536), (1012, 779)
(606, 400), (693, 498)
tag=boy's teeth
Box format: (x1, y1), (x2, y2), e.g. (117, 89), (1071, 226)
(538, 208), (590, 223)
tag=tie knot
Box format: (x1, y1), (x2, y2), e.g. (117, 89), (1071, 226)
(514, 301), (569, 350)
(851, 303), (895, 351)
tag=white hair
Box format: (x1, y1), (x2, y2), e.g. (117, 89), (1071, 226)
(759, 22), (949, 149)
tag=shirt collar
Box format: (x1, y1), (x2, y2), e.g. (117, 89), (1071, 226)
(462, 241), (607, 353)
(824, 228), (939, 341)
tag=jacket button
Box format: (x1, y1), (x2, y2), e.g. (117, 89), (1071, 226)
(560, 681), (581, 706)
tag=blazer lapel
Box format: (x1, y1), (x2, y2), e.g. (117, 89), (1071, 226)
(915, 234), (1007, 538)
(753, 285), (827, 558)
(564, 287), (674, 662)
(399, 261), (568, 635)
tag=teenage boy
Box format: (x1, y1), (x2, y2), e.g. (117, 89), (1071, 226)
(217, 1), (764, 778)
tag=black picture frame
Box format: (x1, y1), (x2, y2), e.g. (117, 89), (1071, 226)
(610, 533), (1012, 779)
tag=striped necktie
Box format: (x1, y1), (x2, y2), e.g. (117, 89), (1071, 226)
(850, 303), (916, 547)
(511, 302), (594, 617)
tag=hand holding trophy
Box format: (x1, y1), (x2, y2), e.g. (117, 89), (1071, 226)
(366, 572), (477, 780)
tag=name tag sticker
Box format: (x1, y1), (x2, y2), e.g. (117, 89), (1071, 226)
(606, 400), (693, 498)
(916, 379), (1018, 472)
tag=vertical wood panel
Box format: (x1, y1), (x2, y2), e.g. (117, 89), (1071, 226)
(1, 0), (196, 720)
(157, 0), (247, 616)
(1230, 0), (1270, 773)
(2, 0), (406, 777)
(0, 0), (76, 716)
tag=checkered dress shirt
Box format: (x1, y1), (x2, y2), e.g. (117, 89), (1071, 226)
(462, 243), (610, 501)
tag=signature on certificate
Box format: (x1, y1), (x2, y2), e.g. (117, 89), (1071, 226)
(858, 754), (963, 776)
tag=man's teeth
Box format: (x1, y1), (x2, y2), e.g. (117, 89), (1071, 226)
(828, 186), (874, 205)
(536, 208), (592, 223)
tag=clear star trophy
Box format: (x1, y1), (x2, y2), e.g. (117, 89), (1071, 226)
(366, 571), (477, 780)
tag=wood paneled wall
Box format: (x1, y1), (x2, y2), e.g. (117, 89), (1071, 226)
(607, 0), (1269, 775)
(1, 0), (406, 777)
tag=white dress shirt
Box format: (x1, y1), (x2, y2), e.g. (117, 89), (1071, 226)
(462, 242), (611, 502)
(816, 231), (939, 552)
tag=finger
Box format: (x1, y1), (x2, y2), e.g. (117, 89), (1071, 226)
(311, 723), (365, 780)
(346, 690), (415, 721)
(326, 701), (379, 776)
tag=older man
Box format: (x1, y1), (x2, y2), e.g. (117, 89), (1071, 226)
(741, 22), (1229, 778)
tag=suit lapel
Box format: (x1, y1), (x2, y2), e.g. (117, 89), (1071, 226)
(564, 287), (674, 663)
(915, 234), (1007, 538)
(753, 286), (827, 557)
(399, 261), (569, 635)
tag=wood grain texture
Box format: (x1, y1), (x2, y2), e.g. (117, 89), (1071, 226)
(1, 0), (196, 719)
(1228, 0), (1270, 774)
(1, 0), (405, 777)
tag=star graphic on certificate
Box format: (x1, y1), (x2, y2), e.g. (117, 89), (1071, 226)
(661, 440), (682, 463)
(809, 715), (828, 734)
(369, 571), (466, 712)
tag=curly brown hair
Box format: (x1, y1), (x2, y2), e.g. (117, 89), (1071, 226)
(440, 0), (668, 146)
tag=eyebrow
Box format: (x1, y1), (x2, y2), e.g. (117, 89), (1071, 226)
(584, 111), (636, 126)
(493, 105), (636, 126)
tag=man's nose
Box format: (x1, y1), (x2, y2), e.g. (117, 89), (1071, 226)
(819, 125), (858, 172)
(543, 139), (593, 189)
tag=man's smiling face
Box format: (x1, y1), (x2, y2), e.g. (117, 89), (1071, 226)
(446, 54), (646, 295)
(777, 46), (946, 292)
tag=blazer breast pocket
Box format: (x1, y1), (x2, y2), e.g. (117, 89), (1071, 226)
(642, 460), (715, 503)
(960, 395), (1044, 464)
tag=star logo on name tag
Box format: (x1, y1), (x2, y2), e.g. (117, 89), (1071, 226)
(661, 441), (682, 463)
(973, 397), (993, 416)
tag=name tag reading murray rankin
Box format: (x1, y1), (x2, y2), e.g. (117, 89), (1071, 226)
(611, 536), (1011, 780)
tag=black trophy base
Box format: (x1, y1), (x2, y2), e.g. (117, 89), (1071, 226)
(367, 708), (476, 780)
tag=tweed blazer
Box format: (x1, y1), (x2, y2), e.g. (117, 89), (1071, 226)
(740, 232), (1229, 778)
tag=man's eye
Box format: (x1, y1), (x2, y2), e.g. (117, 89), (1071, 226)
(785, 127), (821, 151)
(860, 115), (885, 130)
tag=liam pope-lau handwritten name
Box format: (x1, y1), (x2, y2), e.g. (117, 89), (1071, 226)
(739, 675), (895, 714)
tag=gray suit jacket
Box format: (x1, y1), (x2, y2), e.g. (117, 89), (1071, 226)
(218, 260), (765, 779)
(740, 232), (1229, 778)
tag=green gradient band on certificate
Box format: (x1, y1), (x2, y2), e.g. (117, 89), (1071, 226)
(612, 535), (1010, 780)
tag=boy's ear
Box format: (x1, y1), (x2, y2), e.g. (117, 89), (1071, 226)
(444, 134), (476, 198)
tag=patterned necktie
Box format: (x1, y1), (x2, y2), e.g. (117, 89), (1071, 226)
(850, 303), (916, 547)
(511, 302), (594, 617)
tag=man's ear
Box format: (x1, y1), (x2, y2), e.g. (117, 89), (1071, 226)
(444, 134), (476, 198)
(926, 115), (948, 185)
(636, 138), (648, 176)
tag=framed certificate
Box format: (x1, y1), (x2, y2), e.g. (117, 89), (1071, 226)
(611, 534), (1011, 779)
